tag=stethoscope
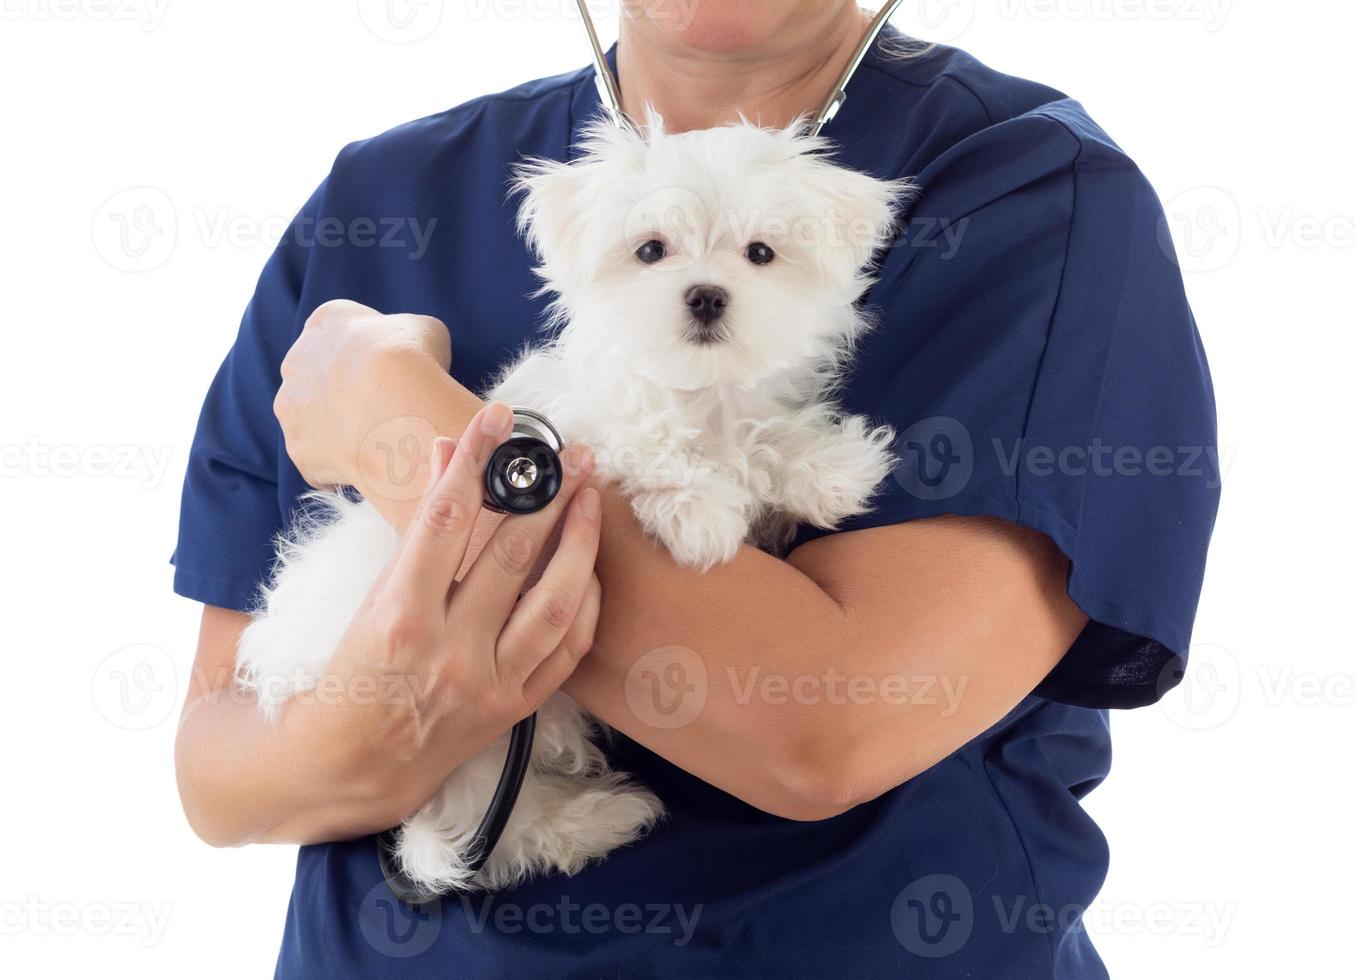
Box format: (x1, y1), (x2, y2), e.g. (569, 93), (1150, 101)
(377, 409), (565, 905)
(378, 0), (907, 903)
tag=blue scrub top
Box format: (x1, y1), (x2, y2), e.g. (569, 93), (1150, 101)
(174, 32), (1218, 979)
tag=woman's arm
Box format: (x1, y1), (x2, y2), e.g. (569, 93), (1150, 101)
(276, 303), (1087, 821)
(175, 410), (605, 847)
(177, 606), (413, 847)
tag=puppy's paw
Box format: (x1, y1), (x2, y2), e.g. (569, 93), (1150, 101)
(781, 419), (896, 528)
(631, 486), (750, 570)
(481, 778), (665, 889)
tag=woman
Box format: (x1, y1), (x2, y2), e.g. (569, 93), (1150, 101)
(173, 3), (1218, 976)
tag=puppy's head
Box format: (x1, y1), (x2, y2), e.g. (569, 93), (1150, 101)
(515, 114), (908, 389)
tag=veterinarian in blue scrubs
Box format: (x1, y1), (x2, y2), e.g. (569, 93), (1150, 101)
(173, 23), (1218, 979)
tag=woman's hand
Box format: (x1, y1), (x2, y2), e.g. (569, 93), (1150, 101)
(275, 299), (472, 492)
(283, 402), (603, 828)
(168, 401), (607, 847)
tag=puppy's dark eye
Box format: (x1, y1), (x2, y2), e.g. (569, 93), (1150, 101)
(635, 240), (666, 264)
(746, 242), (776, 266)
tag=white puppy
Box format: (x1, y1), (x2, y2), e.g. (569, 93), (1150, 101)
(237, 116), (907, 895)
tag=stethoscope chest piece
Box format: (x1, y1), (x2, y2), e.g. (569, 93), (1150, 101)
(484, 408), (565, 516)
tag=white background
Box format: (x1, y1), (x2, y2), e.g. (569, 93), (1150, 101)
(1, 1), (1351, 976)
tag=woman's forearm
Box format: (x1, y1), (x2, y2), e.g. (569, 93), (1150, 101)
(176, 682), (400, 847)
(342, 353), (1082, 823)
(178, 425), (608, 849)
(342, 358), (904, 818)
(174, 611), (410, 847)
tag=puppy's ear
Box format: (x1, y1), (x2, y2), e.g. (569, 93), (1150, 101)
(512, 155), (589, 264)
(809, 160), (912, 273)
(512, 119), (650, 292)
(791, 141), (911, 273)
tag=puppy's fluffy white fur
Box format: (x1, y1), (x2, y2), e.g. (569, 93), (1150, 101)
(237, 115), (907, 894)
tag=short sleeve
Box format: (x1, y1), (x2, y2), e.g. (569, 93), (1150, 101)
(817, 106), (1220, 709)
(171, 182), (326, 611)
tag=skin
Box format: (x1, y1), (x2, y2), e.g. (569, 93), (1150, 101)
(176, 2), (1088, 847)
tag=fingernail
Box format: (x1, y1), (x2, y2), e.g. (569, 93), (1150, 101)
(427, 437), (455, 490)
(579, 487), (601, 520)
(565, 445), (595, 477)
(480, 402), (513, 437)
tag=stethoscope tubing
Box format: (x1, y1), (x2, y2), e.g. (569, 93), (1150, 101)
(377, 713), (538, 905)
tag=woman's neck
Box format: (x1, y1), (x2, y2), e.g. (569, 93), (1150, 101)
(616, 5), (872, 132)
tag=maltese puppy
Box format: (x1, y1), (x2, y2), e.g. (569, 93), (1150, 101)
(237, 115), (907, 895)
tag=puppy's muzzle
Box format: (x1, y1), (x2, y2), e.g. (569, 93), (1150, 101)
(684, 284), (729, 343)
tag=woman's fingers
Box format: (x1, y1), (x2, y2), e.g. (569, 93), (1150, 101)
(387, 403), (514, 607)
(492, 487), (603, 687)
(452, 445), (596, 632)
(520, 574), (603, 709)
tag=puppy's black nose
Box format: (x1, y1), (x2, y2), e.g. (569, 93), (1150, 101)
(685, 284), (729, 325)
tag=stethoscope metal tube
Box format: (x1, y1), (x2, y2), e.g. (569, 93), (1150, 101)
(378, 408), (564, 904)
(572, 0), (907, 138)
